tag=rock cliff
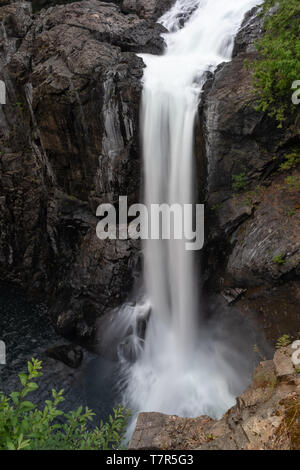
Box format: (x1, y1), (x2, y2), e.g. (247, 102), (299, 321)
(200, 7), (300, 345)
(0, 0), (172, 343)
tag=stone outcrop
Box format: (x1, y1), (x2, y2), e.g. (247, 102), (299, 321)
(119, 0), (175, 20)
(201, 7), (300, 344)
(0, 0), (172, 343)
(31, 0), (175, 19)
(130, 345), (300, 450)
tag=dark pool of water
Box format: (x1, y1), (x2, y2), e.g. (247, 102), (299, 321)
(0, 283), (120, 423)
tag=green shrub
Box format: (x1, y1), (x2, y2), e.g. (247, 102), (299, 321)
(273, 254), (286, 265)
(280, 150), (300, 172)
(210, 203), (222, 212)
(285, 175), (300, 192)
(0, 359), (130, 450)
(247, 0), (300, 125)
(276, 334), (292, 349)
(232, 172), (248, 192)
(286, 208), (296, 217)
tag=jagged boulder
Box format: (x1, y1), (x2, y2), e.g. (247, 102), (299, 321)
(121, 0), (175, 20)
(31, 0), (175, 19)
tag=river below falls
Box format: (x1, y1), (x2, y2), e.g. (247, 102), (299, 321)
(0, 281), (271, 432)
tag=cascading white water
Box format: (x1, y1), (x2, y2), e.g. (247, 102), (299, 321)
(120, 0), (263, 432)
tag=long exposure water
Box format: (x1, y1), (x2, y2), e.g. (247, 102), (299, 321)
(118, 0), (263, 435)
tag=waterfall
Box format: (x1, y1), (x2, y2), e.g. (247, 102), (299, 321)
(118, 0), (263, 433)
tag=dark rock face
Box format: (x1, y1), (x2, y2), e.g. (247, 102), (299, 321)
(46, 343), (84, 368)
(232, 6), (264, 57)
(121, 0), (175, 20)
(31, 0), (75, 12)
(200, 9), (300, 343)
(0, 1), (171, 343)
(31, 0), (175, 20)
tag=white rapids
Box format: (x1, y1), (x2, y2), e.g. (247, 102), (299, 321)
(114, 0), (263, 434)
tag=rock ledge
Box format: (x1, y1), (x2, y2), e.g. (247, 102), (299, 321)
(130, 344), (300, 450)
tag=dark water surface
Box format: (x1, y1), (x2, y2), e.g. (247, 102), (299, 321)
(0, 283), (120, 423)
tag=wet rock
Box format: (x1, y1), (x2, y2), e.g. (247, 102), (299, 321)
(221, 287), (247, 304)
(232, 6), (264, 57)
(46, 343), (84, 368)
(237, 281), (300, 346)
(31, 0), (175, 20)
(121, 0), (175, 20)
(117, 335), (143, 363)
(226, 174), (300, 285)
(203, 53), (280, 200)
(92, 297), (150, 360)
(0, 2), (32, 39)
(54, 232), (140, 342)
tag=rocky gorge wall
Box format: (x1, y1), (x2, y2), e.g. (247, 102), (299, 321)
(200, 7), (300, 345)
(0, 0), (174, 344)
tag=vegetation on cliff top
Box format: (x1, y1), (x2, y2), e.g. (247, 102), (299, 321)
(0, 359), (129, 450)
(249, 0), (300, 125)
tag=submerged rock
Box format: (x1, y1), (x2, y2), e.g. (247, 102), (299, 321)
(46, 343), (84, 368)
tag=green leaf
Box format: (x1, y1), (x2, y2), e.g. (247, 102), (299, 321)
(6, 440), (15, 450)
(18, 373), (28, 387)
(0, 357), (130, 450)
(27, 382), (39, 392)
(27, 361), (33, 374)
(19, 401), (36, 412)
(10, 391), (20, 406)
